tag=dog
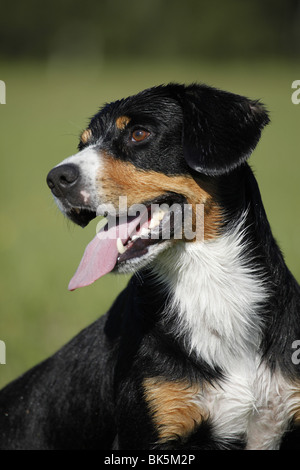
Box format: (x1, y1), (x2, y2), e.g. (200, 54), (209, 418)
(1, 83), (300, 450)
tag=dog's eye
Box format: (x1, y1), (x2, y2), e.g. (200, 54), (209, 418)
(131, 129), (150, 142)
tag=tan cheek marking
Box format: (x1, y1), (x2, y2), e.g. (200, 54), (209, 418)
(143, 377), (208, 443)
(80, 128), (92, 145)
(97, 154), (222, 240)
(116, 115), (131, 130)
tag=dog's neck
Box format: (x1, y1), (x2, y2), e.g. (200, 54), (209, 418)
(152, 212), (268, 371)
(137, 165), (300, 376)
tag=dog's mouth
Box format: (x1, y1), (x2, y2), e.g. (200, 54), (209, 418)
(67, 207), (97, 227)
(68, 194), (185, 290)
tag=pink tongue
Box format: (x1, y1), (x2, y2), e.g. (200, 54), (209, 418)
(68, 212), (146, 291)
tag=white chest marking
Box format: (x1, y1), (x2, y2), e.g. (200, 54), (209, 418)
(155, 217), (267, 369)
(201, 363), (293, 449)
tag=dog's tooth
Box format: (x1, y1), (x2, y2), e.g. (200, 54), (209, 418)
(131, 235), (139, 241)
(149, 217), (160, 229)
(140, 227), (150, 238)
(117, 238), (126, 254)
(152, 209), (166, 221)
(158, 209), (167, 220)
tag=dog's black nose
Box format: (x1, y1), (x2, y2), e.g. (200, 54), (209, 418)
(46, 163), (80, 198)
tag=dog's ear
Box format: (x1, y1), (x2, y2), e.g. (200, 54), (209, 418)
(174, 84), (270, 176)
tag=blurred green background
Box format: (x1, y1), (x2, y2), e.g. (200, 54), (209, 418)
(0, 0), (300, 388)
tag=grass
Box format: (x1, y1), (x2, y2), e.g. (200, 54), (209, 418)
(0, 58), (300, 388)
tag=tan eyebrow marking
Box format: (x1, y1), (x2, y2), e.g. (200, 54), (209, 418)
(116, 116), (131, 130)
(80, 128), (92, 144)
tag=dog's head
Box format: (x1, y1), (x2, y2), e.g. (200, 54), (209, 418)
(46, 83), (269, 290)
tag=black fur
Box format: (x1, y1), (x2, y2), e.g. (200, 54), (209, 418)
(175, 84), (270, 176)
